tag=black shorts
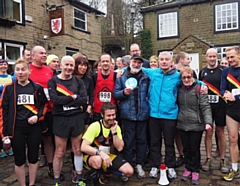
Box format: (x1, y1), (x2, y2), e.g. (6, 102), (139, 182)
(53, 114), (85, 138)
(83, 153), (127, 172)
(226, 109), (240, 123)
(42, 112), (53, 136)
(211, 105), (226, 127)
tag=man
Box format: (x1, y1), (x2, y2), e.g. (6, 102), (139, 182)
(46, 54), (60, 75)
(22, 48), (31, 63)
(199, 48), (228, 173)
(29, 46), (63, 180)
(48, 56), (87, 186)
(81, 102), (134, 186)
(175, 52), (197, 78)
(221, 46), (240, 181)
(129, 43), (150, 68)
(114, 54), (149, 178)
(92, 54), (117, 122)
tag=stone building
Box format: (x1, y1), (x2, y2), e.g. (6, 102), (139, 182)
(0, 0), (104, 71)
(141, 0), (240, 74)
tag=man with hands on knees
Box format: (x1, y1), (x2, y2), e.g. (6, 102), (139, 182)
(81, 102), (134, 186)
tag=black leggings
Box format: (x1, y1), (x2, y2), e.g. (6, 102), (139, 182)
(11, 123), (42, 166)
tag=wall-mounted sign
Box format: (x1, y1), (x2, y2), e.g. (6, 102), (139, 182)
(49, 9), (65, 36)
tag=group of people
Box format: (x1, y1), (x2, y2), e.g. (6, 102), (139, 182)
(0, 43), (240, 186)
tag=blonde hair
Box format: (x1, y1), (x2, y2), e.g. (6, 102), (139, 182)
(15, 59), (30, 69)
(149, 55), (158, 61)
(226, 46), (240, 54)
(180, 66), (193, 77)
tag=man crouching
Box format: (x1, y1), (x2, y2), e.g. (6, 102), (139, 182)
(81, 102), (134, 186)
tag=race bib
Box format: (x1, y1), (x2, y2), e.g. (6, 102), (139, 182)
(232, 88), (240, 97)
(44, 88), (50, 100)
(208, 95), (219, 103)
(99, 92), (111, 102)
(99, 146), (110, 154)
(17, 94), (34, 105)
(63, 105), (78, 111)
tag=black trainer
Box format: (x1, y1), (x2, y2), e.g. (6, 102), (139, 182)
(175, 155), (184, 168)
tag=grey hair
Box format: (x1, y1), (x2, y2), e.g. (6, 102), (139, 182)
(158, 51), (173, 60)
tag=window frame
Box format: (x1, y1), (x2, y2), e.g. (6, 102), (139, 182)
(157, 10), (179, 39)
(4, 42), (23, 65)
(66, 47), (79, 56)
(214, 1), (239, 33)
(73, 7), (87, 31)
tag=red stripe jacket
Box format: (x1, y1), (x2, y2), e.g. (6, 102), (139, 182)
(1, 79), (48, 138)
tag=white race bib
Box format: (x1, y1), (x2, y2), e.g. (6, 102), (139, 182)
(232, 88), (240, 97)
(63, 105), (78, 111)
(17, 94), (34, 105)
(99, 92), (111, 102)
(99, 146), (110, 154)
(208, 95), (219, 103)
(44, 88), (50, 100)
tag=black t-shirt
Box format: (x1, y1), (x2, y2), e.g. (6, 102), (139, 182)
(16, 83), (35, 124)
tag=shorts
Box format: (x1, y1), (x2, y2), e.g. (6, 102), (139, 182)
(226, 109), (240, 123)
(83, 153), (127, 172)
(42, 112), (53, 136)
(211, 105), (226, 127)
(53, 114), (85, 138)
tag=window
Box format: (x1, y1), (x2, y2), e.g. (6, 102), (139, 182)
(216, 46), (232, 60)
(74, 7), (87, 31)
(215, 2), (239, 32)
(0, 0), (23, 23)
(158, 11), (178, 38)
(4, 43), (23, 65)
(66, 47), (79, 56)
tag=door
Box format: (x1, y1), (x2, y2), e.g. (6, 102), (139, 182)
(189, 53), (199, 78)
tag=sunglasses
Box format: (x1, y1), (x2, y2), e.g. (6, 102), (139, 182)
(181, 76), (192, 80)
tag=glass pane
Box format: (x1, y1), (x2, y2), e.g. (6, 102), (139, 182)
(13, 1), (20, 21)
(222, 23), (226, 29)
(74, 19), (86, 30)
(216, 5), (221, 12)
(222, 5), (226, 11)
(74, 9), (85, 21)
(232, 2), (237, 9)
(6, 45), (20, 61)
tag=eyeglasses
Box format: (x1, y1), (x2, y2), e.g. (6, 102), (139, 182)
(181, 76), (192, 80)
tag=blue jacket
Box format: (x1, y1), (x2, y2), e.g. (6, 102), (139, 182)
(114, 68), (149, 121)
(142, 67), (181, 120)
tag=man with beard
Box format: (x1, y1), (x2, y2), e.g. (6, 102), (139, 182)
(81, 102), (134, 186)
(92, 54), (117, 122)
(114, 54), (149, 178)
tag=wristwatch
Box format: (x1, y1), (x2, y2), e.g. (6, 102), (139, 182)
(96, 149), (101, 155)
(112, 132), (117, 136)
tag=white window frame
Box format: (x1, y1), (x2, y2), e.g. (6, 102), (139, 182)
(158, 11), (178, 38)
(215, 2), (238, 32)
(73, 7), (87, 31)
(0, 43), (2, 59)
(216, 46), (232, 60)
(4, 43), (23, 65)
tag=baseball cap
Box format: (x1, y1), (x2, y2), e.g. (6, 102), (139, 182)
(131, 54), (144, 63)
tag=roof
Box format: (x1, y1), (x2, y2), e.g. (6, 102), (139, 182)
(68, 0), (105, 15)
(140, 0), (210, 13)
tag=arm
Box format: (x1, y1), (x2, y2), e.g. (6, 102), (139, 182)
(199, 94), (213, 129)
(111, 121), (124, 152)
(36, 86), (48, 121)
(113, 76), (130, 101)
(48, 78), (74, 105)
(66, 78), (87, 107)
(1, 85), (10, 137)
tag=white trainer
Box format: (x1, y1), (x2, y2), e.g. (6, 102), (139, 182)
(149, 167), (159, 178)
(168, 168), (177, 179)
(135, 164), (146, 178)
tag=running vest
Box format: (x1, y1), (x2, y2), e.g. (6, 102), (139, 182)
(92, 121), (113, 148)
(93, 71), (116, 113)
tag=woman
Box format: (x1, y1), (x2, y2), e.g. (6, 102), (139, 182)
(48, 56), (87, 186)
(71, 56), (94, 183)
(0, 59), (16, 158)
(177, 67), (212, 185)
(1, 59), (47, 186)
(149, 55), (159, 69)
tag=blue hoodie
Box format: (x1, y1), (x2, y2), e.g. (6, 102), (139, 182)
(142, 67), (180, 119)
